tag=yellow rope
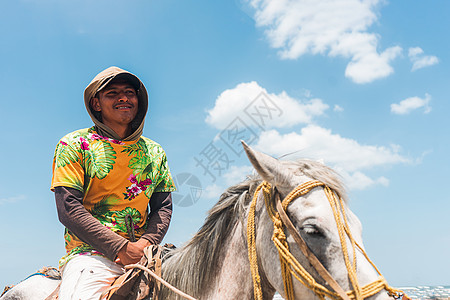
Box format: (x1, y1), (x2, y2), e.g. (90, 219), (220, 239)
(247, 180), (408, 300)
(324, 186), (362, 299)
(247, 183), (265, 300)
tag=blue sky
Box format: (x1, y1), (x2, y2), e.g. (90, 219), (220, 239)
(0, 0), (448, 288)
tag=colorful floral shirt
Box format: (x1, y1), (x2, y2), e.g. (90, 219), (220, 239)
(51, 127), (176, 265)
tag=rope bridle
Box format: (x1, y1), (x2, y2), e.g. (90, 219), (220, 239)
(247, 180), (409, 300)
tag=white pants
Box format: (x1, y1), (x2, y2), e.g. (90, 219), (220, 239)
(58, 255), (125, 300)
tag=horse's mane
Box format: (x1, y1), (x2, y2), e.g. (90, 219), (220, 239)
(160, 159), (346, 299)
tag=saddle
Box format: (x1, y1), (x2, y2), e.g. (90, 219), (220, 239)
(104, 243), (175, 300)
(0, 267), (61, 299)
(3, 246), (173, 300)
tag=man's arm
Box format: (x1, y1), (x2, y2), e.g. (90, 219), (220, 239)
(142, 191), (172, 244)
(115, 192), (172, 265)
(54, 186), (128, 261)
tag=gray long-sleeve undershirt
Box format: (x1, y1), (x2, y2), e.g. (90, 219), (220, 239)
(54, 186), (172, 261)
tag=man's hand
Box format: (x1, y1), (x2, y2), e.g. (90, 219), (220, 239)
(115, 238), (151, 265)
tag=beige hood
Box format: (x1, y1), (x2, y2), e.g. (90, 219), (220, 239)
(84, 66), (148, 141)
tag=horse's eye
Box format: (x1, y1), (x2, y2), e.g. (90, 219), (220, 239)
(301, 224), (322, 236)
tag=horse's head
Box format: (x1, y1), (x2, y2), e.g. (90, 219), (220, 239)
(242, 142), (394, 300)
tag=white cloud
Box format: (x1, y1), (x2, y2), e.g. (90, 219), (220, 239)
(0, 195), (25, 205)
(408, 47), (439, 71)
(205, 81), (328, 130)
(337, 169), (389, 190)
(254, 125), (410, 190)
(247, 0), (402, 83)
(203, 184), (224, 200)
(223, 165), (254, 186)
(391, 94), (431, 115)
(203, 165), (254, 199)
(334, 104), (344, 112)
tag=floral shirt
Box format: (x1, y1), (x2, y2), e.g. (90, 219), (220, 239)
(51, 127), (176, 266)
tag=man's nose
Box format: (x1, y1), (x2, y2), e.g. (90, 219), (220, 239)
(117, 92), (130, 101)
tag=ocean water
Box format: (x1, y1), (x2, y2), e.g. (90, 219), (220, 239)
(400, 286), (450, 300)
(272, 286), (450, 299)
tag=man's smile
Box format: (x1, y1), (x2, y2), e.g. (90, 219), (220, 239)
(114, 104), (133, 110)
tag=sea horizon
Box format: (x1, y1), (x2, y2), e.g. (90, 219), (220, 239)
(272, 285), (450, 300)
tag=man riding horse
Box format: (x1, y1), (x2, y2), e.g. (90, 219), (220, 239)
(2, 67), (409, 300)
(51, 66), (176, 299)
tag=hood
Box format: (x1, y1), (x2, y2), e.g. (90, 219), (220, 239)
(84, 66), (148, 141)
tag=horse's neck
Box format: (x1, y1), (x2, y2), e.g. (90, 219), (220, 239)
(205, 221), (254, 300)
(202, 220), (276, 300)
(159, 221), (273, 300)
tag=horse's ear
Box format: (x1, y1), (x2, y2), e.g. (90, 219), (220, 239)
(242, 141), (289, 186)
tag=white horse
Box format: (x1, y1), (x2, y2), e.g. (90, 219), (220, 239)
(2, 143), (400, 300)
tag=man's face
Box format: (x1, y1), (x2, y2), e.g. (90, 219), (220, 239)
(91, 81), (139, 130)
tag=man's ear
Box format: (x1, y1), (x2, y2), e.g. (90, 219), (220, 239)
(91, 97), (101, 112)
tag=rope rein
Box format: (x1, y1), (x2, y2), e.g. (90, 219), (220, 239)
(247, 180), (409, 300)
(123, 264), (198, 300)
